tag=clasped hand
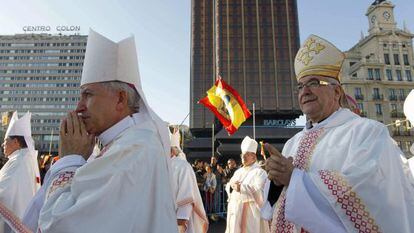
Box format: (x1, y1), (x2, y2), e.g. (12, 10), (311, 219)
(59, 111), (95, 160)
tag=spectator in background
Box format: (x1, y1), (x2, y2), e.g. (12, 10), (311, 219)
(224, 159), (237, 184)
(203, 165), (216, 216)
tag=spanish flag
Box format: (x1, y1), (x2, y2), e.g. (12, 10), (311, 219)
(199, 77), (251, 135)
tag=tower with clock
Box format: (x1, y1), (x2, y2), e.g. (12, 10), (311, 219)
(366, 0), (396, 33)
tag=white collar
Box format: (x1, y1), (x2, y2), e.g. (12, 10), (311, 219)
(7, 148), (28, 160)
(98, 115), (135, 146)
(305, 108), (357, 131)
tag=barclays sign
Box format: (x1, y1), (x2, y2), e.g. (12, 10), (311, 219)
(263, 119), (296, 127)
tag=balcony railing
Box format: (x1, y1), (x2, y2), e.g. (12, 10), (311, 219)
(390, 111), (405, 118)
(372, 94), (384, 100)
(393, 130), (413, 136)
(389, 95), (398, 101)
(355, 94), (364, 100)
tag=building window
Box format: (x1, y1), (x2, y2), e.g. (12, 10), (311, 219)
(399, 89), (405, 101)
(403, 54), (410, 66)
(357, 103), (364, 111)
(373, 88), (382, 100)
(391, 104), (397, 111)
(406, 70), (412, 81)
(375, 104), (383, 115)
(396, 70), (402, 81)
(374, 68), (381, 80)
(384, 54), (390, 64)
(386, 69), (393, 80)
(394, 54), (400, 65)
(355, 87), (363, 100)
(389, 88), (397, 101)
(367, 68), (374, 80)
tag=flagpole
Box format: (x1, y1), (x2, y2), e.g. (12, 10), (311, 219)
(174, 112), (190, 151)
(253, 103), (256, 140)
(48, 129), (53, 155)
(212, 123), (215, 157)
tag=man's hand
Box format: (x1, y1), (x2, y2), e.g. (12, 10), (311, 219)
(59, 111), (95, 160)
(264, 143), (294, 186)
(231, 181), (241, 192)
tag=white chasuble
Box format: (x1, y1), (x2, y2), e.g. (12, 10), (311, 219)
(225, 162), (269, 233)
(0, 149), (40, 233)
(171, 156), (208, 233)
(270, 108), (414, 233)
(38, 115), (178, 233)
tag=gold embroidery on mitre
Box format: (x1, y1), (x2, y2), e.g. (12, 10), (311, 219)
(296, 38), (326, 66)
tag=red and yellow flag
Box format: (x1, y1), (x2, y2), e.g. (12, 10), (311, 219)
(199, 77), (251, 135)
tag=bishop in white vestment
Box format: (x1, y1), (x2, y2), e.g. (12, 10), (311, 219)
(35, 30), (177, 233)
(225, 136), (269, 233)
(0, 112), (40, 233)
(264, 34), (414, 233)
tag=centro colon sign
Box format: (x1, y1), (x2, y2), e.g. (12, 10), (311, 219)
(22, 25), (81, 32)
(263, 119), (296, 127)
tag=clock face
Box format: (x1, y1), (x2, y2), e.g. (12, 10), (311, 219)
(371, 15), (377, 24)
(383, 11), (391, 20)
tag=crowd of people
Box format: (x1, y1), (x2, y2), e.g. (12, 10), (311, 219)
(0, 29), (413, 233)
(191, 156), (238, 220)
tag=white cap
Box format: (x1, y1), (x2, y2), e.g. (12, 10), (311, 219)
(81, 29), (170, 157)
(404, 89), (414, 126)
(241, 136), (258, 154)
(5, 111), (36, 152)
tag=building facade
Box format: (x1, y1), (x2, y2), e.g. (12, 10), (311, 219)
(0, 33), (86, 155)
(341, 0), (414, 157)
(189, 0), (302, 159)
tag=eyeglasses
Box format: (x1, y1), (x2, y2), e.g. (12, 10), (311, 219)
(296, 79), (336, 91)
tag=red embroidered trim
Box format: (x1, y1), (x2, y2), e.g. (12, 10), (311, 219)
(293, 129), (324, 170)
(0, 202), (32, 233)
(319, 170), (381, 233)
(271, 191), (294, 233)
(48, 171), (75, 195)
(272, 129), (324, 233)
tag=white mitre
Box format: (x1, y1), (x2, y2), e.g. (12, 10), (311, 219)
(5, 111), (35, 151)
(294, 34), (345, 81)
(241, 136), (258, 155)
(81, 29), (170, 157)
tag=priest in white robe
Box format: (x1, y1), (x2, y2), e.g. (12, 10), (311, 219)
(170, 128), (208, 233)
(264, 34), (414, 233)
(0, 112), (40, 233)
(225, 136), (269, 233)
(35, 30), (177, 233)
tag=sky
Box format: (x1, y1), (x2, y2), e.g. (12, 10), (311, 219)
(0, 0), (413, 125)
